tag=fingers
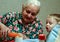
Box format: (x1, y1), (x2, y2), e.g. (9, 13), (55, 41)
(0, 22), (10, 38)
(2, 30), (7, 38)
(0, 24), (2, 37)
(0, 31), (2, 38)
(18, 33), (23, 37)
(0, 30), (7, 38)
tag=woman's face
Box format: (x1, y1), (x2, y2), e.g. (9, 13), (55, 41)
(46, 17), (57, 32)
(22, 5), (39, 23)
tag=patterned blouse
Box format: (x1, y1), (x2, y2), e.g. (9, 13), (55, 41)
(0, 12), (43, 40)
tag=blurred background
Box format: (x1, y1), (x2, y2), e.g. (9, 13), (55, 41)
(0, 0), (60, 35)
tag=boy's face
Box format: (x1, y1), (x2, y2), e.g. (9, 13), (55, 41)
(22, 5), (39, 23)
(46, 17), (57, 32)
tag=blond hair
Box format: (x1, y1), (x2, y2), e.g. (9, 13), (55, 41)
(48, 14), (60, 24)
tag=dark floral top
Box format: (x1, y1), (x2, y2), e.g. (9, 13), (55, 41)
(0, 12), (43, 40)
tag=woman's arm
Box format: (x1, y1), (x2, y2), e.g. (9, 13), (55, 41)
(0, 22), (10, 37)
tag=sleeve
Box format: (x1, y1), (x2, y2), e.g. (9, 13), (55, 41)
(0, 12), (16, 40)
(0, 12), (18, 26)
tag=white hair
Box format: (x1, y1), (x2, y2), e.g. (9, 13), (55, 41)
(23, 0), (40, 7)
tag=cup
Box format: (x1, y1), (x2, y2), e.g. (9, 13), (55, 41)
(38, 34), (46, 40)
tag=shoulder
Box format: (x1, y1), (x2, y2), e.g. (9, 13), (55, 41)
(3, 12), (20, 17)
(2, 12), (22, 19)
(1, 12), (21, 23)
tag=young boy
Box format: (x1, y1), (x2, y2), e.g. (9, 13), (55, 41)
(46, 14), (60, 42)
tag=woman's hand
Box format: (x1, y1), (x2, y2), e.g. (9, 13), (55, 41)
(0, 22), (29, 39)
(0, 22), (10, 38)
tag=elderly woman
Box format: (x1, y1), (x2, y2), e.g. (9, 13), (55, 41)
(0, 0), (43, 41)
